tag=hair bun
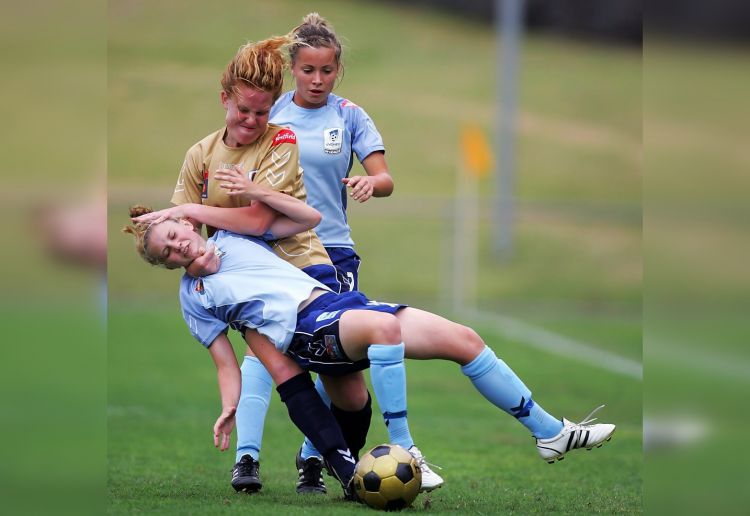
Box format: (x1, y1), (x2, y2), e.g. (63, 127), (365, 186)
(129, 204), (153, 218)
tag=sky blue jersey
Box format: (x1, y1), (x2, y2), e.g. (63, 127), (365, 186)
(270, 92), (385, 248)
(179, 231), (330, 351)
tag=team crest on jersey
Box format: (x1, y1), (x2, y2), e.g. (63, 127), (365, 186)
(272, 128), (297, 146)
(324, 127), (343, 154)
(194, 279), (204, 293)
(201, 166), (209, 198)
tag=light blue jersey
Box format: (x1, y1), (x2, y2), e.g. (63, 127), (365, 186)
(270, 92), (385, 248)
(179, 231), (329, 351)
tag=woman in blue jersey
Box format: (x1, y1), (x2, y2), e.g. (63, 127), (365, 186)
(131, 202), (617, 492)
(124, 200), (434, 500)
(271, 12), (394, 293)
(269, 13), (402, 491)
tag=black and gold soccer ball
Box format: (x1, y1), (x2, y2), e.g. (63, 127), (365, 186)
(353, 444), (422, 511)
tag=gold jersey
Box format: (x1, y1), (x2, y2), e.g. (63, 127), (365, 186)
(171, 124), (331, 269)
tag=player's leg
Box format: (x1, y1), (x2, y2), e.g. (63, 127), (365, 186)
(319, 373), (372, 458)
(294, 375), (331, 494)
(231, 349), (272, 493)
(395, 307), (615, 461)
(336, 310), (414, 449)
(338, 309), (444, 492)
(396, 307), (562, 435)
(243, 328), (357, 494)
(296, 373), (371, 494)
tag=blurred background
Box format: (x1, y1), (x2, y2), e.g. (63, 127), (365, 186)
(6, 0), (748, 513)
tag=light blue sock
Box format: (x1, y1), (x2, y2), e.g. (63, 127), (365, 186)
(235, 356), (273, 462)
(368, 343), (414, 449)
(299, 375), (330, 460)
(461, 346), (563, 439)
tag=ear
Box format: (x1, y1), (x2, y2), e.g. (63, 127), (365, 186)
(220, 90), (229, 110)
(179, 218), (196, 230)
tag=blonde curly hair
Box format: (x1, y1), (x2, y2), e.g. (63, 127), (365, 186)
(221, 34), (296, 100)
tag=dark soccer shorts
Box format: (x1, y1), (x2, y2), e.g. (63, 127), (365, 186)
(287, 291), (406, 376)
(325, 247), (362, 292)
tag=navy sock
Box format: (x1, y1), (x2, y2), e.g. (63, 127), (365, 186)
(331, 392), (372, 460)
(277, 373), (355, 487)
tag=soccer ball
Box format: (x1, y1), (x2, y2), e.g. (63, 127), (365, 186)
(353, 444), (422, 511)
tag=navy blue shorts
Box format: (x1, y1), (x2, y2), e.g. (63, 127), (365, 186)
(302, 263), (346, 293)
(287, 291), (406, 376)
(326, 247), (361, 292)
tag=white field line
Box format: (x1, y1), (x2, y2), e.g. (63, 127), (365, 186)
(648, 340), (750, 384)
(463, 309), (643, 381)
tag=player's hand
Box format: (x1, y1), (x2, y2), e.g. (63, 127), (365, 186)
(185, 243), (221, 277)
(131, 205), (192, 225)
(215, 165), (258, 203)
(342, 176), (375, 203)
(213, 406), (237, 451)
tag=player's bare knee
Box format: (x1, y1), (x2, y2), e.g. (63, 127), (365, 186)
(370, 315), (402, 344)
(460, 324), (485, 356)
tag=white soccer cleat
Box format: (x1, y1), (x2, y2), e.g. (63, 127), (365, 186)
(536, 405), (616, 463)
(408, 445), (444, 492)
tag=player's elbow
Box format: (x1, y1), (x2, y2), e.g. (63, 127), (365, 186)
(309, 207), (322, 229)
(375, 174), (394, 197)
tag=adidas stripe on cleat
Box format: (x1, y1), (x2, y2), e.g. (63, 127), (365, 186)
(295, 448), (327, 494)
(536, 405), (615, 463)
(231, 455), (262, 493)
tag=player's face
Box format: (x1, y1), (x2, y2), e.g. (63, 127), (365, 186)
(221, 84), (274, 147)
(146, 219), (206, 269)
(290, 46), (339, 109)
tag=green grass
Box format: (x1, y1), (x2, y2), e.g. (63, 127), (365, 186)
(108, 306), (641, 514)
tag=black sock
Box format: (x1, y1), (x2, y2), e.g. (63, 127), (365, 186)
(277, 373), (355, 487)
(331, 391), (372, 460)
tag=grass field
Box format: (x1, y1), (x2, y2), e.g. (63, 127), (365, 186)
(108, 306), (641, 514)
(108, 0), (641, 513)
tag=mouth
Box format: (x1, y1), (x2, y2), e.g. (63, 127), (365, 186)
(309, 89), (323, 95)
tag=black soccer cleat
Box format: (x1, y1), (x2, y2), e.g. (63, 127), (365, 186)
(343, 474), (363, 503)
(295, 449), (327, 494)
(231, 454), (262, 493)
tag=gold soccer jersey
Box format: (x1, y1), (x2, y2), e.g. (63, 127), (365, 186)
(171, 124), (331, 270)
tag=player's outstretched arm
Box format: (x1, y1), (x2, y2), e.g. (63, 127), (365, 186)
(131, 202), (275, 238)
(207, 333), (241, 451)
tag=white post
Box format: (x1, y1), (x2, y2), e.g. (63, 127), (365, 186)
(493, 0), (524, 256)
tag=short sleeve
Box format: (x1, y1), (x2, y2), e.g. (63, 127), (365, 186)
(348, 104), (385, 163)
(180, 281), (227, 347)
(171, 145), (205, 206)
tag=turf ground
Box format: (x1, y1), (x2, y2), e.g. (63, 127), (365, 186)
(108, 0), (641, 513)
(108, 306), (641, 514)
